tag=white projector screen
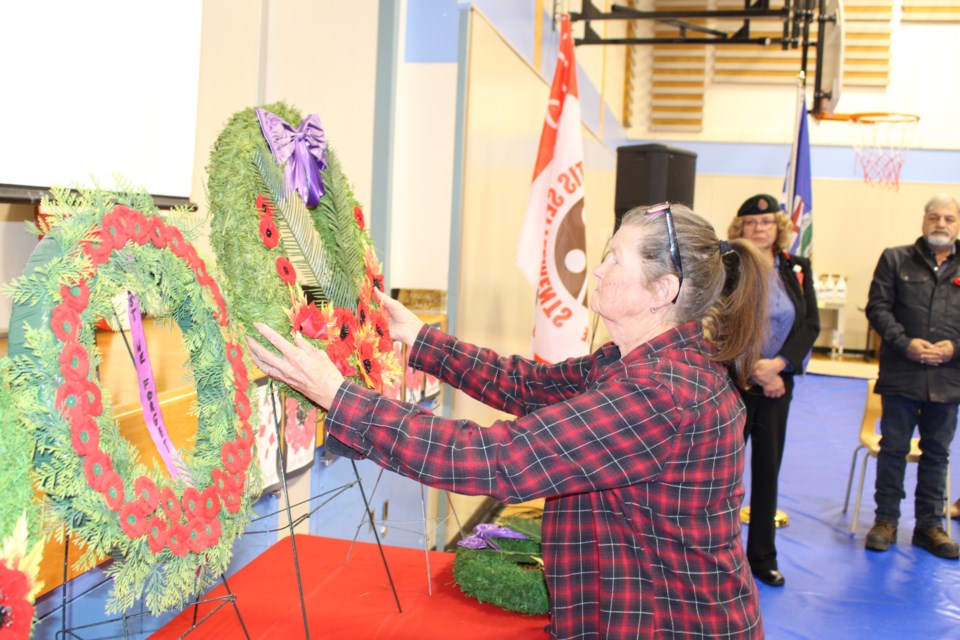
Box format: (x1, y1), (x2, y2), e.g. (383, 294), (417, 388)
(0, 1), (202, 200)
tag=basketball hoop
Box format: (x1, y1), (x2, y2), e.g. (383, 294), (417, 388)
(848, 112), (920, 190)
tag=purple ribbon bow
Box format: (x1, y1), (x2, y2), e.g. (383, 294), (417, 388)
(457, 523), (529, 551)
(256, 108), (328, 208)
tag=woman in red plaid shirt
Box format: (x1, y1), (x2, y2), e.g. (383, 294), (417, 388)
(249, 204), (769, 638)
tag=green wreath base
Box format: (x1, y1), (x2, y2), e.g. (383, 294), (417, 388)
(8, 188), (260, 615)
(451, 520), (549, 616)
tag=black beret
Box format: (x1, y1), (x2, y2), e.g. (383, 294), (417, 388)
(737, 194), (780, 217)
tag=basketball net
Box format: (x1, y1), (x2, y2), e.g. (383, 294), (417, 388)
(849, 113), (919, 190)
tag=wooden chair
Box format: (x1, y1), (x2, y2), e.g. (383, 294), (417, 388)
(843, 379), (951, 535)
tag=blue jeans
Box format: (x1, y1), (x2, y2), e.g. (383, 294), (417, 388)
(874, 394), (958, 529)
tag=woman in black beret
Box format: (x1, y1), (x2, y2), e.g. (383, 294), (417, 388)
(728, 194), (820, 587)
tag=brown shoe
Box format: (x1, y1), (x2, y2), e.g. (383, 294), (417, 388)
(950, 499), (960, 521)
(865, 521), (897, 552)
(912, 527), (960, 559)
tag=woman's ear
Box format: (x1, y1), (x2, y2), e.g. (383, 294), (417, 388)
(653, 273), (680, 307)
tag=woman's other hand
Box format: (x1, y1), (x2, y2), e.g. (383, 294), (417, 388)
(247, 322), (344, 409)
(750, 357), (786, 386)
(375, 289), (425, 347)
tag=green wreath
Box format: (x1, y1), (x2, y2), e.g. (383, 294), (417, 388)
(452, 518), (549, 615)
(0, 360), (44, 637)
(7, 187), (260, 615)
(207, 102), (399, 396)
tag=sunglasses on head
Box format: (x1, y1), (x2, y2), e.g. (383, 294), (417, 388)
(645, 202), (683, 304)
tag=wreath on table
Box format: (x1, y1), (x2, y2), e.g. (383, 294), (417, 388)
(452, 518), (549, 615)
(6, 187), (260, 615)
(0, 360), (44, 638)
(207, 102), (400, 401)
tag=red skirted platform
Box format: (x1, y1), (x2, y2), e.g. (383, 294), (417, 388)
(151, 535), (549, 639)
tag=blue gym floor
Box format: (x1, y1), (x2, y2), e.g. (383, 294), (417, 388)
(754, 373), (960, 638)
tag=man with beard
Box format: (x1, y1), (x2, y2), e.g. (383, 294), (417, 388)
(865, 193), (960, 559)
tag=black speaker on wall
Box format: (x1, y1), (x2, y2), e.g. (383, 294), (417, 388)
(614, 144), (697, 230)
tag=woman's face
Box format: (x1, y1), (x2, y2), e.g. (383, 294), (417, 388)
(590, 224), (654, 323)
(739, 213), (778, 254)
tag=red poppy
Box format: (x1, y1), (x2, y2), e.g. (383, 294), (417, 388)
(134, 476), (160, 513)
(208, 283), (228, 326)
(159, 485), (182, 522)
(166, 523), (189, 557)
(256, 194), (275, 217)
(355, 297), (371, 327)
(353, 205), (365, 230)
(60, 280), (91, 312)
(119, 500), (150, 539)
(364, 259), (384, 294)
(290, 302), (330, 340)
(199, 486), (221, 519)
(259, 216), (280, 249)
(356, 336), (384, 389)
(182, 487), (203, 518)
(100, 470), (125, 511)
(200, 517), (222, 547)
(186, 517), (211, 553)
(181, 243), (203, 271)
(0, 564), (34, 637)
(364, 248), (384, 286)
(165, 226), (189, 258)
(194, 262), (215, 288)
(332, 308), (358, 346)
(220, 440), (250, 475)
(233, 366), (250, 396)
(326, 339), (357, 378)
(221, 487), (242, 514)
(211, 467), (237, 495)
(236, 421), (255, 450)
(234, 390), (252, 421)
(100, 209), (132, 249)
(146, 516), (169, 554)
(369, 310), (392, 352)
(275, 257), (296, 285)
(149, 216), (167, 249)
(81, 232), (114, 265)
(953, 277), (960, 287)
(51, 304), (81, 341)
(59, 341), (90, 381)
(127, 209), (151, 245)
(225, 341), (244, 367)
(56, 378), (103, 419)
(70, 415), (100, 457)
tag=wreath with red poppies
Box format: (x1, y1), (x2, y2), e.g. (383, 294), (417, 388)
(207, 102), (399, 401)
(0, 361), (44, 638)
(7, 187), (260, 615)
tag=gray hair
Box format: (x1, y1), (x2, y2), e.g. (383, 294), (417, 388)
(618, 203), (770, 388)
(925, 193), (960, 214)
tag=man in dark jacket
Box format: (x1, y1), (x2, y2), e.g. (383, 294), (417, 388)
(865, 193), (960, 559)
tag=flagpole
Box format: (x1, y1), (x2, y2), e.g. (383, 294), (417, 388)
(785, 71), (805, 215)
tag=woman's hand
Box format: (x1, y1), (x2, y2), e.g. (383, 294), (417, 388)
(374, 289), (424, 347)
(750, 357), (786, 386)
(761, 375), (786, 398)
(246, 322), (344, 409)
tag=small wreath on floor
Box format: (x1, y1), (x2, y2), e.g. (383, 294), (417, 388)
(0, 360), (44, 638)
(7, 187), (260, 615)
(207, 102), (399, 398)
(452, 518), (549, 615)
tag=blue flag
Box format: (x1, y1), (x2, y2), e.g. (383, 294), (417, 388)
(782, 96), (813, 258)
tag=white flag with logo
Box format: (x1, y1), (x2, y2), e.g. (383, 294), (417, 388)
(515, 14), (589, 364)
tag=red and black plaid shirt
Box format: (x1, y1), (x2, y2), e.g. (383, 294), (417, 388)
(325, 322), (762, 639)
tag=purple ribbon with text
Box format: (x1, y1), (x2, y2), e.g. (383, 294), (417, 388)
(127, 292), (186, 480)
